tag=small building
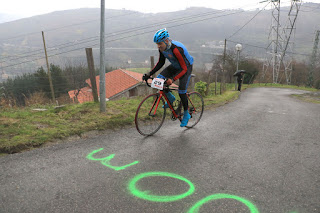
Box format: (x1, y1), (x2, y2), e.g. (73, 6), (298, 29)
(68, 69), (154, 103)
(204, 63), (213, 73)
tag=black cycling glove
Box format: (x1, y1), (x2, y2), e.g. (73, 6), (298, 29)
(142, 73), (150, 81)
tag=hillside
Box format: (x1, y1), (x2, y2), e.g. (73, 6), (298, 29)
(0, 3), (319, 80)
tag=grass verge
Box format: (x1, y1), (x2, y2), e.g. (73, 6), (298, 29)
(291, 93), (320, 104)
(0, 83), (318, 154)
(0, 98), (142, 154)
(247, 83), (318, 92)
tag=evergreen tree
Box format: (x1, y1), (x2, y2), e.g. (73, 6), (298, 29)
(34, 67), (50, 98)
(50, 64), (69, 97)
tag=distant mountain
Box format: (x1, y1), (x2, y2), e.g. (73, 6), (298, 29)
(0, 3), (319, 79)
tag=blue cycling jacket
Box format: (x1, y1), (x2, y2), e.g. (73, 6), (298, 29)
(150, 40), (194, 81)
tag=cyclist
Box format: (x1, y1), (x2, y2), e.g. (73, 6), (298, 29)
(142, 28), (194, 127)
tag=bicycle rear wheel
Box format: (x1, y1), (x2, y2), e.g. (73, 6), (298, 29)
(135, 94), (166, 136)
(186, 91), (204, 128)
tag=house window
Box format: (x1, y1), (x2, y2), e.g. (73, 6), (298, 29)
(129, 88), (137, 97)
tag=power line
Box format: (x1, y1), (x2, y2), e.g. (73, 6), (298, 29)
(0, 1), (266, 63)
(0, 11), (139, 42)
(42, 11), (246, 59)
(0, 9), (232, 64)
(228, 1), (270, 39)
(1, 10), (244, 69)
(227, 39), (312, 57)
(0, 36), (100, 63)
(0, 12), (141, 62)
(2, 2), (315, 70)
(227, 39), (267, 50)
(103, 11), (245, 46)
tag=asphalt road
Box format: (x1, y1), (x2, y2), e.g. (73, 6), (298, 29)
(1, 88), (319, 213)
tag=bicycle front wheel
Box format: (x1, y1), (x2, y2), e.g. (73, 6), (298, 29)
(186, 92), (204, 128)
(135, 94), (166, 136)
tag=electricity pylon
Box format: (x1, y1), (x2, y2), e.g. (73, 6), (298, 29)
(262, 0), (282, 83)
(307, 30), (320, 87)
(279, 0), (301, 84)
(263, 0), (301, 84)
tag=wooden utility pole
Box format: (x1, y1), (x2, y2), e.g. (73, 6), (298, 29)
(85, 48), (99, 102)
(215, 70), (218, 96)
(41, 31), (56, 103)
(221, 39), (227, 95)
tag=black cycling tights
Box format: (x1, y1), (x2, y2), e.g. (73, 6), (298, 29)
(179, 93), (189, 111)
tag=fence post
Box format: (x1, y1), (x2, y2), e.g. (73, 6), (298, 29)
(41, 31), (56, 103)
(85, 48), (99, 102)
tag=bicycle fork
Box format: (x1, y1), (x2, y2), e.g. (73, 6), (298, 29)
(148, 93), (162, 117)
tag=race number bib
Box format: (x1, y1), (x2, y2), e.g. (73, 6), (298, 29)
(151, 78), (165, 90)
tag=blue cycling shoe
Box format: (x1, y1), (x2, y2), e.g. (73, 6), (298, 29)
(162, 103), (170, 108)
(162, 92), (176, 108)
(180, 111), (191, 127)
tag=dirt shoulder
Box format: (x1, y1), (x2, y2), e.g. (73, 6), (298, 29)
(291, 92), (320, 104)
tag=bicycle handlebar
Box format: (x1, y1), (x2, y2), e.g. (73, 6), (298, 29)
(144, 77), (170, 89)
(143, 74), (195, 90)
(144, 77), (153, 87)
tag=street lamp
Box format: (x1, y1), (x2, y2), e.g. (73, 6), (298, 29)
(235, 44), (242, 90)
(235, 44), (242, 71)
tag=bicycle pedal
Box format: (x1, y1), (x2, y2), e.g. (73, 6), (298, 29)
(171, 114), (177, 121)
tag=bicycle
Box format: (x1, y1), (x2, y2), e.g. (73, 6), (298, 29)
(135, 75), (204, 136)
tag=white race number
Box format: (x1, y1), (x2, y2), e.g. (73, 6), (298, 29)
(151, 78), (165, 90)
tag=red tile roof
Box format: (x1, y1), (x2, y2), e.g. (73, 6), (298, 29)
(68, 87), (93, 104)
(68, 69), (177, 104)
(69, 69), (143, 103)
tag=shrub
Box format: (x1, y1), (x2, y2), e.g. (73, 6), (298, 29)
(195, 81), (207, 96)
(24, 91), (50, 106)
(315, 80), (320, 89)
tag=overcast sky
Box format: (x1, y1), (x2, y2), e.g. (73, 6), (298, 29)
(1, 0), (319, 17)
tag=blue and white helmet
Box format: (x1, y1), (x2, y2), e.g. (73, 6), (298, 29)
(153, 28), (169, 43)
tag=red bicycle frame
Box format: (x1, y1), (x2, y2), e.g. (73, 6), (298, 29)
(149, 89), (192, 121)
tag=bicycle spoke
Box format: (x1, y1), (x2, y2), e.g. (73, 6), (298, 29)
(135, 94), (166, 136)
(186, 92), (204, 128)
